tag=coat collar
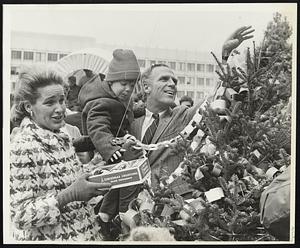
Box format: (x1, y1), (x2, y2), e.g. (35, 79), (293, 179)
(20, 117), (71, 147)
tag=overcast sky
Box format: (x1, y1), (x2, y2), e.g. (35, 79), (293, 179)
(4, 3), (296, 53)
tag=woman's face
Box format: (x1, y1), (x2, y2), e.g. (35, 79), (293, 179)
(29, 84), (66, 131)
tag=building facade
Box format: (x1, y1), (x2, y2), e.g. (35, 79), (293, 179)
(10, 31), (220, 104)
(10, 31), (97, 91)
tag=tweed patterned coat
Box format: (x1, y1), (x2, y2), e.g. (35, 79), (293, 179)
(10, 117), (102, 241)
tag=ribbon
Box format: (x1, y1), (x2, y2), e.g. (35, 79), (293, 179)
(114, 99), (210, 153)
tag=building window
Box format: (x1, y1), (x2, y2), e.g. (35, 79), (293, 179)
(187, 63), (195, 72)
(23, 51), (34, 60)
(36, 52), (41, 61)
(11, 50), (22, 60)
(59, 53), (67, 59)
(178, 76), (185, 85)
(197, 64), (205, 72)
(48, 53), (58, 61)
(206, 78), (213, 87)
(197, 77), (204, 86)
(36, 52), (46, 62)
(157, 60), (165, 64)
(187, 91), (194, 98)
(197, 91), (204, 99)
(11, 66), (19, 75)
(186, 77), (195, 85)
(177, 91), (185, 99)
(206, 64), (214, 73)
(150, 60), (156, 66)
(169, 61), (176, 70)
(178, 62), (186, 71)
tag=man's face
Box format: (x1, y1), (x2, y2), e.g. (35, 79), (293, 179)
(181, 100), (192, 108)
(146, 66), (177, 109)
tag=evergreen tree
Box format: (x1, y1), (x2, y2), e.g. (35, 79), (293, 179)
(118, 13), (292, 241)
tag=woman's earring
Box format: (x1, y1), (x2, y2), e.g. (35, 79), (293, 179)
(29, 110), (33, 118)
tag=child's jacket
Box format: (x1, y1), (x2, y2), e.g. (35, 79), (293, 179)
(78, 75), (133, 162)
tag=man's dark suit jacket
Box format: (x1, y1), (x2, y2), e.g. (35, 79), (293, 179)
(130, 102), (203, 192)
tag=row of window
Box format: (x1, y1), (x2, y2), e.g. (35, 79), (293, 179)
(137, 59), (217, 73)
(11, 63), (215, 89)
(11, 50), (68, 62)
(177, 90), (205, 100)
(177, 76), (214, 87)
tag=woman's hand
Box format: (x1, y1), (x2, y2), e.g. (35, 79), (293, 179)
(56, 173), (111, 208)
(222, 26), (255, 60)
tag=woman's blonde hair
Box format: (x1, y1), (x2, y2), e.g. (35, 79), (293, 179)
(11, 65), (65, 126)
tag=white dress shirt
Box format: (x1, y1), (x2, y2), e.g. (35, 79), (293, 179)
(141, 108), (166, 141)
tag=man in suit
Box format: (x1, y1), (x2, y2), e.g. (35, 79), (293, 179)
(130, 64), (202, 194)
(130, 26), (255, 192)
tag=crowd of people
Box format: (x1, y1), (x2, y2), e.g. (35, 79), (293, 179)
(9, 26), (290, 242)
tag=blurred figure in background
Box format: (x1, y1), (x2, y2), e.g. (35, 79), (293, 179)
(66, 75), (81, 111)
(78, 69), (96, 87)
(132, 92), (146, 118)
(179, 95), (194, 108)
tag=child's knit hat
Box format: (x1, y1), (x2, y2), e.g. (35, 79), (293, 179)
(106, 49), (140, 82)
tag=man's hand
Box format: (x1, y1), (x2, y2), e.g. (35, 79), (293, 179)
(222, 26), (255, 60)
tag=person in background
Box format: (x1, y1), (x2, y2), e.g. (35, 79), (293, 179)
(78, 49), (143, 240)
(64, 80), (83, 134)
(64, 71), (98, 133)
(66, 75), (81, 111)
(10, 66), (111, 241)
(61, 122), (91, 164)
(78, 69), (96, 87)
(99, 73), (106, 81)
(132, 92), (146, 118)
(179, 95), (194, 108)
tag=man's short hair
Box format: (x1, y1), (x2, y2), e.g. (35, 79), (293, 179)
(141, 63), (170, 84)
(179, 95), (194, 106)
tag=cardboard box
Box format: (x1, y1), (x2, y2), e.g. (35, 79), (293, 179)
(88, 157), (151, 189)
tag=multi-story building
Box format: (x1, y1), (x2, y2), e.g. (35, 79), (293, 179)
(10, 31), (220, 104)
(10, 31), (97, 91)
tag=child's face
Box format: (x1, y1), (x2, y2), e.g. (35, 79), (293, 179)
(110, 80), (136, 101)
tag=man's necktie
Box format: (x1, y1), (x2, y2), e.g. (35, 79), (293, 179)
(142, 113), (160, 144)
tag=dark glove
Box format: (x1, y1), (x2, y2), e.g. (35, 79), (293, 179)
(56, 173), (111, 208)
(73, 135), (95, 152)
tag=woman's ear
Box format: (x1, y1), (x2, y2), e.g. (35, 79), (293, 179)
(24, 101), (32, 115)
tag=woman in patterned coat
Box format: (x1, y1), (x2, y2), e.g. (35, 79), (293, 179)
(10, 66), (111, 241)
